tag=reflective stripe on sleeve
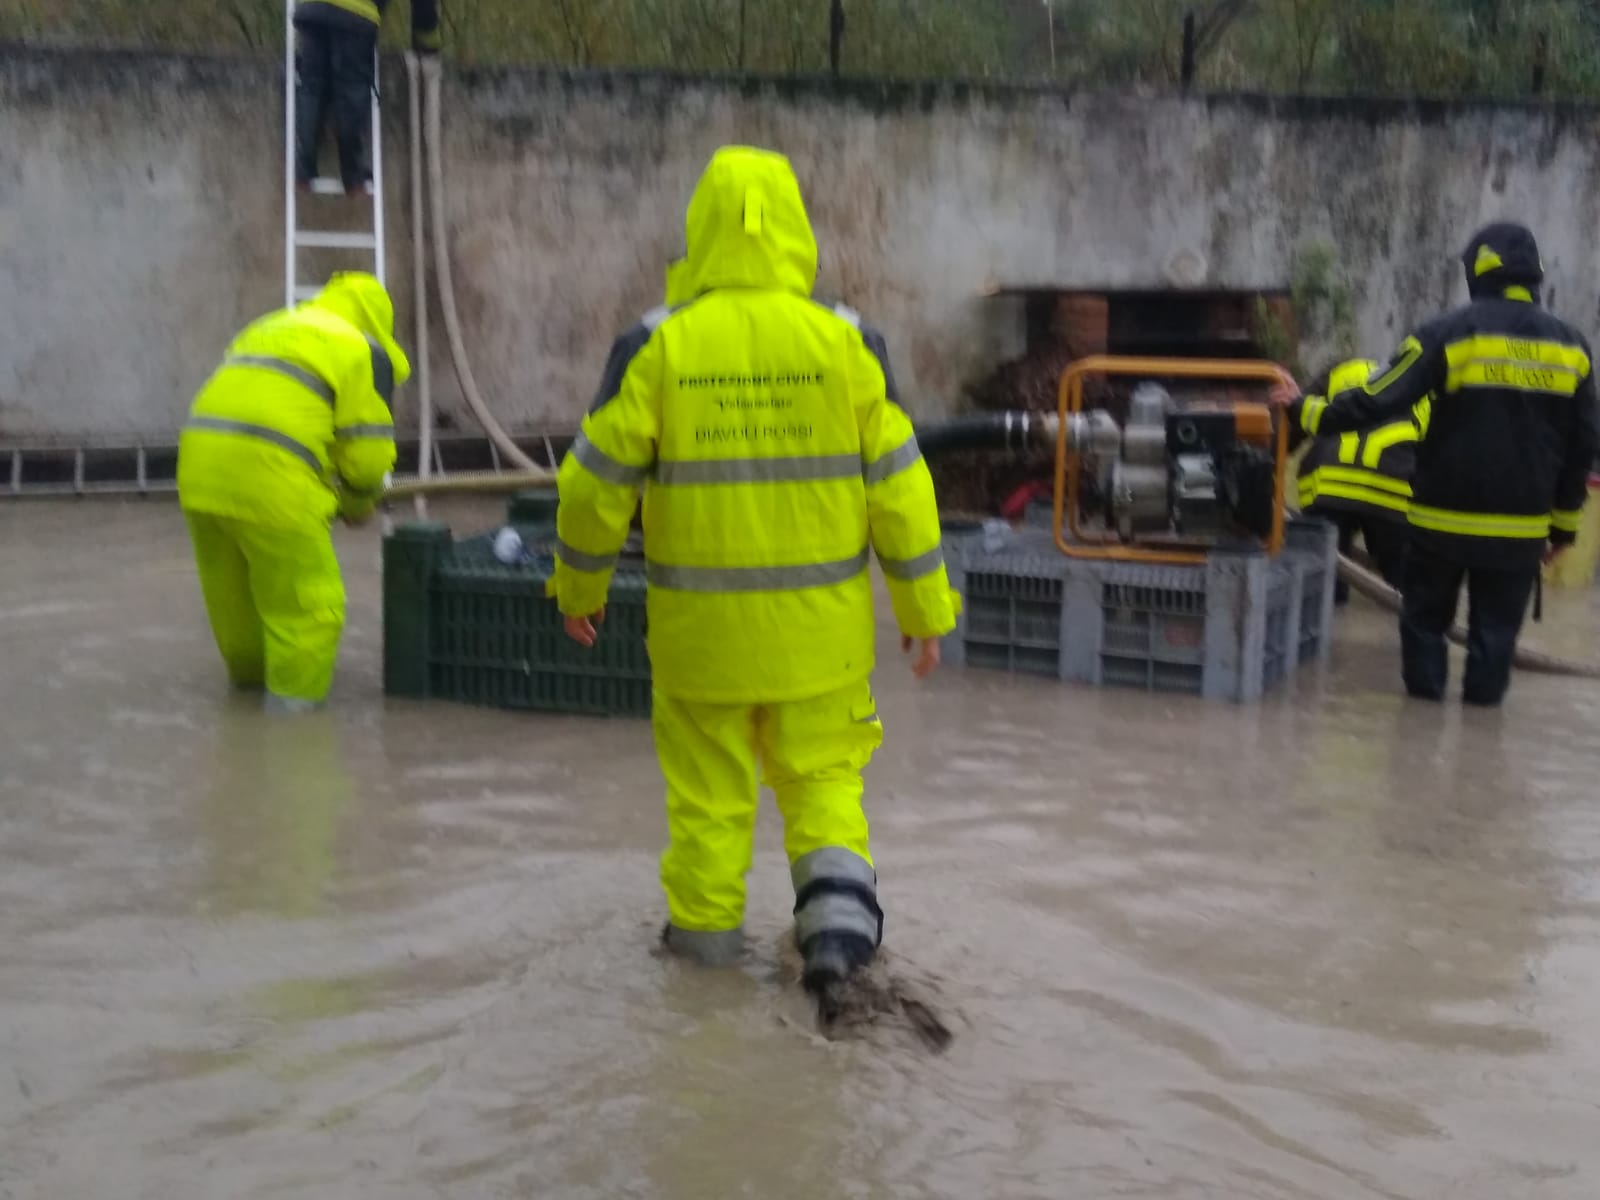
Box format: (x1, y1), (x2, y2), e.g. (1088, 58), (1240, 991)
(1551, 508), (1585, 534)
(877, 545), (945, 582)
(554, 538), (620, 573)
(1300, 396), (1328, 434)
(335, 423), (395, 439)
(570, 431), (651, 487)
(862, 435), (922, 485)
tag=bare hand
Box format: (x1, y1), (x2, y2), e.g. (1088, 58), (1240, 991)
(901, 635), (942, 679)
(1543, 542), (1570, 566)
(564, 608), (605, 647)
(1269, 378), (1302, 409)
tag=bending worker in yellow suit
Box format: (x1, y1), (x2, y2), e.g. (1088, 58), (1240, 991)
(554, 146), (959, 992)
(177, 272), (407, 712)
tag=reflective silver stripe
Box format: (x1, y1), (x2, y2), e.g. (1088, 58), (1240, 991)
(185, 417), (322, 475)
(334, 423), (394, 439)
(663, 925), (745, 966)
(646, 548), (869, 593)
(224, 355), (335, 405)
(654, 454), (860, 486)
(570, 431), (650, 487)
(863, 436), (922, 485)
(832, 302), (863, 329)
(795, 892), (881, 947)
(877, 545), (944, 582)
(791, 847), (877, 893)
(642, 305), (672, 331)
(554, 538), (619, 573)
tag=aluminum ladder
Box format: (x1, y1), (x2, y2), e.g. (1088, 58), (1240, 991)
(283, 2), (386, 307)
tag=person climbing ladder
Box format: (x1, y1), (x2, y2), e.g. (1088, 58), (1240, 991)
(292, 0), (440, 194)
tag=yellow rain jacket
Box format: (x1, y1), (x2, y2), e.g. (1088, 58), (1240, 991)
(178, 273), (408, 529)
(553, 147), (959, 704)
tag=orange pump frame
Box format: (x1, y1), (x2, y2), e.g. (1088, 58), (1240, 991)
(1052, 356), (1297, 564)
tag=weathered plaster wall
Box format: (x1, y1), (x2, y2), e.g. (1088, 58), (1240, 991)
(5, 44), (1600, 440)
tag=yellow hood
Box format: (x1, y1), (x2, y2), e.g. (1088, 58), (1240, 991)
(312, 272), (412, 388)
(679, 147), (818, 300)
(664, 256), (692, 307)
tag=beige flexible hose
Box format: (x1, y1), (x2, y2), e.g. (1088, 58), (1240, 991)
(405, 51), (433, 518)
(1337, 553), (1600, 679)
(420, 56), (545, 475)
(383, 470), (555, 502)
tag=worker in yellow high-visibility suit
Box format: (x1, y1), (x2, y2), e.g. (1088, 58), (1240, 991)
(553, 146), (960, 993)
(177, 272), (407, 712)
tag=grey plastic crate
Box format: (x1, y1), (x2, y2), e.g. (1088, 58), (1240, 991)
(1261, 556), (1303, 691)
(945, 524), (1334, 703)
(1284, 518), (1339, 664)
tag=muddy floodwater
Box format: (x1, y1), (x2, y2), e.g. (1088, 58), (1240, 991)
(4, 499), (1600, 1198)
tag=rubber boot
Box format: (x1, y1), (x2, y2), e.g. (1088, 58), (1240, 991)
(800, 930), (875, 994)
(661, 923), (745, 966)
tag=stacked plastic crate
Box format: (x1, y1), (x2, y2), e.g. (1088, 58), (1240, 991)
(383, 493), (651, 716)
(942, 519), (1337, 702)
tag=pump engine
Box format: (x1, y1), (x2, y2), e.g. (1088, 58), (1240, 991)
(1064, 383), (1279, 544)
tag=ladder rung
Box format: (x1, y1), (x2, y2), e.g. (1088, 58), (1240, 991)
(295, 230), (378, 250)
(309, 177), (346, 195)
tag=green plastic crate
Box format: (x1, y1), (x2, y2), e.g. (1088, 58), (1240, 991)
(506, 489), (559, 528)
(383, 520), (650, 717)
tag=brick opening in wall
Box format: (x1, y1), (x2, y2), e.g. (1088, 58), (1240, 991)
(1020, 287), (1294, 362)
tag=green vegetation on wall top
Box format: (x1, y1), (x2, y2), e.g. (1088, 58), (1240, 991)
(6, 0), (1600, 99)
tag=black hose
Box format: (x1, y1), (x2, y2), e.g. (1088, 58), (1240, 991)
(916, 412), (1039, 457)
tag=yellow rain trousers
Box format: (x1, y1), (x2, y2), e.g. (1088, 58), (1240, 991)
(185, 513), (347, 702)
(654, 680), (883, 938)
(553, 147), (958, 963)
(177, 272), (407, 708)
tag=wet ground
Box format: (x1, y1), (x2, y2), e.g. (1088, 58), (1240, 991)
(3, 498), (1600, 1199)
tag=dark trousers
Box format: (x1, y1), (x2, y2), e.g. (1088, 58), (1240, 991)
(1332, 512), (1409, 604)
(294, 22), (377, 190)
(1400, 541), (1537, 707)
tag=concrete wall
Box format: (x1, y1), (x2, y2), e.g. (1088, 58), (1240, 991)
(6, 43), (1600, 442)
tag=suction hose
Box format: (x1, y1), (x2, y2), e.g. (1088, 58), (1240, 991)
(1337, 554), (1600, 679)
(914, 410), (1062, 457)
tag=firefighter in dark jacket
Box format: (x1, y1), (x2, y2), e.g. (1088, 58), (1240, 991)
(1293, 356), (1419, 603)
(293, 0), (440, 194)
(1282, 223), (1600, 707)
